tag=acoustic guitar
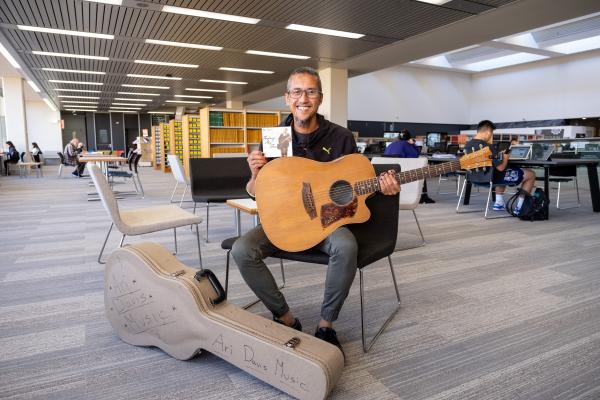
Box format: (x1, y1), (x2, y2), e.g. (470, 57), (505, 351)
(255, 149), (492, 252)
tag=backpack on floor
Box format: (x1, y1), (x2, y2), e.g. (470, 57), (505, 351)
(507, 188), (549, 221)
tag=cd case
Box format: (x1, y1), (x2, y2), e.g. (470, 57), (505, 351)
(262, 126), (293, 158)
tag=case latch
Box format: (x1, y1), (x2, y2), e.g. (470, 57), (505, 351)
(284, 337), (301, 349)
(170, 270), (185, 277)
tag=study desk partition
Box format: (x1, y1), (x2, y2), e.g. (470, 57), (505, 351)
(461, 158), (600, 213)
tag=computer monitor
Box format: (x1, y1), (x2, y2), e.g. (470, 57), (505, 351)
(509, 145), (532, 160)
(383, 132), (398, 139)
(426, 132), (447, 148)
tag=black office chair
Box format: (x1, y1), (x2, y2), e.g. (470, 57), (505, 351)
(221, 164), (401, 353)
(108, 153), (144, 197)
(456, 167), (517, 219)
(189, 157), (250, 241)
(543, 165), (580, 209)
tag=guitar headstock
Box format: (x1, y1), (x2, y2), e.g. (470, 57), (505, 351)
(459, 146), (493, 171)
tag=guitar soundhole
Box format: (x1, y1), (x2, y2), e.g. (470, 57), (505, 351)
(329, 180), (354, 206)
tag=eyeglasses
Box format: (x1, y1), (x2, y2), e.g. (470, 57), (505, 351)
(287, 88), (322, 99)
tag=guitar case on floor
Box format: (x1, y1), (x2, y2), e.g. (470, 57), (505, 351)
(105, 242), (344, 400)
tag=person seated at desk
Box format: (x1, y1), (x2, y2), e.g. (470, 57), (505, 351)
(4, 141), (20, 176)
(384, 129), (436, 204)
(31, 142), (43, 167)
(64, 138), (86, 177)
(465, 120), (536, 214)
(231, 67), (400, 357)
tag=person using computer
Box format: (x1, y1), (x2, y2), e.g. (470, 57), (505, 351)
(464, 120), (536, 214)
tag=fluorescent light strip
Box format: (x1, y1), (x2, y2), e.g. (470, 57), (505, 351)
(43, 68), (105, 75)
(58, 95), (100, 99)
(60, 101), (98, 104)
(148, 111), (175, 114)
(43, 98), (56, 111)
(219, 67), (273, 74)
(27, 80), (40, 92)
(117, 92), (160, 96)
(200, 79), (247, 85)
(55, 88), (101, 93)
(286, 24), (364, 39)
(127, 74), (181, 80)
(165, 100), (202, 104)
(414, 0), (452, 5)
(545, 34), (600, 54)
(49, 79), (103, 85)
(17, 25), (114, 40)
(174, 94), (212, 99)
(109, 107), (142, 110)
(462, 53), (548, 72)
(109, 110), (138, 113)
(134, 59), (198, 68)
(145, 39), (222, 51)
(122, 84), (169, 89)
(114, 97), (153, 102)
(186, 87), (227, 93)
(0, 42), (20, 68)
(162, 5), (260, 25)
(63, 105), (97, 108)
(85, 0), (123, 5)
(246, 50), (310, 60)
(112, 102), (146, 106)
(32, 51), (109, 60)
(66, 109), (97, 112)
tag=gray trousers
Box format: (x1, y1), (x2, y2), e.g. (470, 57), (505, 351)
(231, 225), (358, 322)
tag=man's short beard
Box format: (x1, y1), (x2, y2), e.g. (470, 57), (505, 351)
(294, 116), (310, 128)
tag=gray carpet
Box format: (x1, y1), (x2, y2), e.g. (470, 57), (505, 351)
(1, 166), (599, 399)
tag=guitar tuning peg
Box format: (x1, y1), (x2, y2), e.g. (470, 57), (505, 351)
(478, 144), (483, 150)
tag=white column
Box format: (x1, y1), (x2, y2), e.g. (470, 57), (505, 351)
(226, 99), (243, 109)
(1, 77), (27, 151)
(318, 67), (348, 128)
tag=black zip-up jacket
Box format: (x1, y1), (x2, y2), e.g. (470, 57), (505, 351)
(260, 113), (356, 162)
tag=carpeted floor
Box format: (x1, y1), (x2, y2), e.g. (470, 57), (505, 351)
(1, 165), (599, 399)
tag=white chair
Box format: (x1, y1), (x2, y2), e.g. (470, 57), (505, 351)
(89, 164), (203, 266)
(371, 156), (427, 249)
(167, 154), (190, 206)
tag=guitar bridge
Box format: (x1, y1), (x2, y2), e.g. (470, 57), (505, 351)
(302, 182), (317, 220)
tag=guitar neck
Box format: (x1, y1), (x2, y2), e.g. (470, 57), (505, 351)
(355, 159), (462, 195)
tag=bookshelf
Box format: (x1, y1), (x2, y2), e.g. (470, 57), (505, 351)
(151, 125), (161, 170)
(182, 114), (202, 178)
(159, 122), (171, 173)
(169, 120), (184, 166)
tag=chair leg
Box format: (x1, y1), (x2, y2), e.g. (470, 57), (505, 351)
(206, 202), (210, 243)
(119, 234), (126, 247)
(169, 182), (179, 203)
(359, 256), (401, 353)
(394, 210), (426, 251)
(456, 179), (484, 214)
(136, 175), (144, 198)
(173, 227), (178, 254)
(484, 186), (493, 219)
(557, 178), (581, 209)
(97, 222), (114, 264)
(225, 250), (231, 296)
(195, 224), (203, 269)
(58, 164), (63, 178)
(179, 184), (188, 207)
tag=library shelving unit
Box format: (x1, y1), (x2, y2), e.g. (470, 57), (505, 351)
(181, 114), (202, 178)
(151, 125), (161, 170)
(246, 110), (282, 153)
(159, 122), (171, 173)
(169, 120), (184, 166)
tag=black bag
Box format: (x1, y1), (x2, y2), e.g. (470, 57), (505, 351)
(507, 188), (549, 221)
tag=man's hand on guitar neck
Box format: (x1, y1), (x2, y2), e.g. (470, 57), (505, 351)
(379, 170), (401, 196)
(246, 150), (268, 196)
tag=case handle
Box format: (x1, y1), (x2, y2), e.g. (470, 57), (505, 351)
(195, 269), (226, 305)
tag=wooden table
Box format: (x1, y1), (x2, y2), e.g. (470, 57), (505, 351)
(226, 198), (259, 236)
(79, 156), (128, 201)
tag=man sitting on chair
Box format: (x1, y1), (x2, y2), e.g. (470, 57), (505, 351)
(464, 120), (535, 214)
(231, 67), (400, 356)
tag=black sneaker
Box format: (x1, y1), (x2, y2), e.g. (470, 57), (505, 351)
(273, 317), (302, 332)
(315, 327), (344, 358)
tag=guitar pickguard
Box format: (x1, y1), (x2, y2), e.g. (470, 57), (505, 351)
(320, 197), (358, 228)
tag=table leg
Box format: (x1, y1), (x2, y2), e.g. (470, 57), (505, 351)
(586, 164), (600, 212)
(234, 209), (242, 237)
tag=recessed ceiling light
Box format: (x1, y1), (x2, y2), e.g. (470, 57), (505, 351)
(114, 97), (154, 102)
(200, 79), (247, 85)
(145, 39), (223, 51)
(185, 87), (227, 93)
(463, 53), (548, 72)
(32, 51), (109, 60)
(17, 25), (114, 40)
(27, 80), (40, 93)
(0, 42), (20, 68)
(245, 50), (310, 60)
(134, 60), (199, 68)
(415, 0), (452, 5)
(174, 94), (213, 99)
(122, 84), (169, 89)
(582, 117), (587, 120)
(60, 101), (98, 104)
(285, 24), (364, 39)
(49, 79), (103, 85)
(545, 34), (600, 54)
(55, 88), (102, 93)
(66, 109), (97, 112)
(165, 100), (202, 104)
(127, 74), (182, 80)
(219, 67), (273, 74)
(117, 92), (160, 96)
(161, 5), (260, 24)
(84, 0), (122, 5)
(58, 95), (100, 99)
(43, 98), (56, 111)
(42, 68), (105, 75)
(112, 102), (146, 106)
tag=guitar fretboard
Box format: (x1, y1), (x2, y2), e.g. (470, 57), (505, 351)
(353, 159), (462, 195)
